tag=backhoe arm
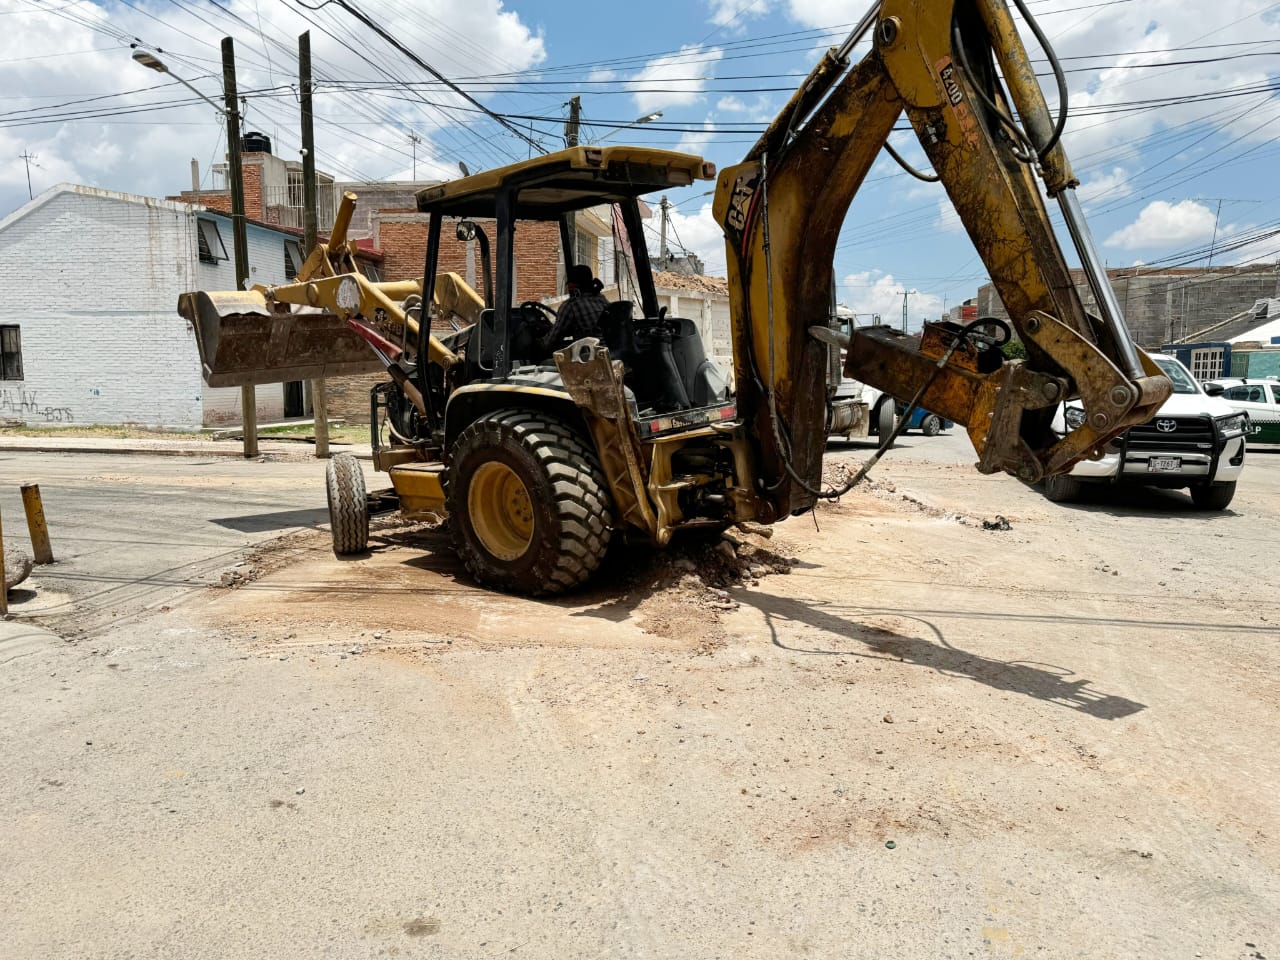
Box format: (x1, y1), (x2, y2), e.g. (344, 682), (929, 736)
(713, 0), (1171, 521)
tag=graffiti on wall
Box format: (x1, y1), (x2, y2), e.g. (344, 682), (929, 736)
(0, 388), (74, 422)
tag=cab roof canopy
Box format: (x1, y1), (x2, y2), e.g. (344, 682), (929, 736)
(415, 146), (716, 220)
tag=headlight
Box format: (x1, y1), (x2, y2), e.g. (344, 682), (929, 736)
(1063, 405), (1086, 430)
(1215, 413), (1248, 436)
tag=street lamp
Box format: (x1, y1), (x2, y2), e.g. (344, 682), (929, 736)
(131, 48), (227, 117)
(594, 111), (663, 144)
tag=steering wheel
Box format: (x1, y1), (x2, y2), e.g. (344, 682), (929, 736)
(519, 300), (555, 337)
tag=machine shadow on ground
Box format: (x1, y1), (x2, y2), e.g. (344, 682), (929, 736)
(1037, 484), (1241, 520)
(734, 589), (1148, 721)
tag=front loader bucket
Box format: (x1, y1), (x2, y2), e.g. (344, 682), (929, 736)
(177, 290), (385, 387)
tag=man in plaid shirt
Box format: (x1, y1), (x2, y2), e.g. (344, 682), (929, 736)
(544, 264), (609, 348)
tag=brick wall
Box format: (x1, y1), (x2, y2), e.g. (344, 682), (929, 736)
(325, 373), (382, 425)
(373, 212), (563, 299)
(241, 157), (265, 221)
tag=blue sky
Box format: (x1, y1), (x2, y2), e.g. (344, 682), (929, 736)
(3, 0), (1279, 326)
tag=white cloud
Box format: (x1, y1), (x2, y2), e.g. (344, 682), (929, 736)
(676, 119), (717, 156)
(628, 45), (724, 115)
(0, 0), (546, 215)
(935, 198), (963, 235)
(649, 202), (726, 277)
(839, 270), (943, 330)
(1104, 200), (1217, 250)
(706, 0), (771, 29)
(1077, 166), (1133, 206)
(785, 0), (868, 29)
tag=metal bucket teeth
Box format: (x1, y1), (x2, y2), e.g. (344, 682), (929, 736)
(177, 290), (383, 387)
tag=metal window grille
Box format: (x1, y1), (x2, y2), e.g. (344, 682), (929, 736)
(0, 325), (23, 381)
(284, 239), (304, 280)
(1189, 347), (1224, 381)
(197, 218), (228, 264)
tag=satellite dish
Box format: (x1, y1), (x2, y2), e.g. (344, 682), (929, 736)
(458, 161), (471, 177)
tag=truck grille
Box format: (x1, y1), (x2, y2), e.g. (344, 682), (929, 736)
(1126, 415), (1215, 454)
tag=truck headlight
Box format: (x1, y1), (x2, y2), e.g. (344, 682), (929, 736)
(1063, 405), (1086, 430)
(1215, 413), (1248, 436)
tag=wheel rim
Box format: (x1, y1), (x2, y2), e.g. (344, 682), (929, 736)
(467, 461), (535, 561)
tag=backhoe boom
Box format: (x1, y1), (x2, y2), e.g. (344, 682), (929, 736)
(713, 0), (1171, 520)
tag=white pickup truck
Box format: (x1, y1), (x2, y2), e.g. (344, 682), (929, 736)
(1043, 353), (1249, 510)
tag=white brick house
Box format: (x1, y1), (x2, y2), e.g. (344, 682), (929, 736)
(0, 183), (317, 429)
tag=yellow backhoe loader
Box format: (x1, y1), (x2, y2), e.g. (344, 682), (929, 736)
(178, 0), (1171, 596)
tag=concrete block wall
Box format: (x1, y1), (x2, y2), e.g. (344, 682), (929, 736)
(976, 268), (1280, 348)
(0, 188), (205, 428)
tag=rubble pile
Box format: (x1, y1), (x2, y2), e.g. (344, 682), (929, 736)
(650, 271), (729, 295)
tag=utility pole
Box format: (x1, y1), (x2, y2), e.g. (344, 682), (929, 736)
(901, 289), (912, 334)
(299, 29), (328, 459)
(659, 196), (670, 261)
(1195, 197), (1260, 270)
(19, 150), (37, 199)
(1207, 199), (1225, 270)
(408, 131), (421, 179)
(563, 95), (581, 269)
(564, 95), (581, 147)
(222, 37), (257, 458)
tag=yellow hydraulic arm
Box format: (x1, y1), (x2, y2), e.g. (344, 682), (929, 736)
(714, 0), (1171, 520)
(178, 192), (483, 388)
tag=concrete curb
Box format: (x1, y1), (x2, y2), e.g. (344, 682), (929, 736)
(0, 441), (375, 460)
(0, 443), (257, 458)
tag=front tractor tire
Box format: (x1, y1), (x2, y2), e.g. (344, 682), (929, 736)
(447, 410), (613, 596)
(326, 453), (369, 555)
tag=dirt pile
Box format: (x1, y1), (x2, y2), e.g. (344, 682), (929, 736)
(601, 524), (796, 650)
(821, 457), (1015, 531)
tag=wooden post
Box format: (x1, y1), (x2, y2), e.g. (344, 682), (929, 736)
(20, 484), (53, 564)
(312, 378), (330, 459)
(0, 508), (8, 616)
(241, 385), (259, 458)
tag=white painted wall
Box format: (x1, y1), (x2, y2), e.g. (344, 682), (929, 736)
(0, 187), (204, 428)
(195, 215), (291, 425)
(0, 186), (295, 429)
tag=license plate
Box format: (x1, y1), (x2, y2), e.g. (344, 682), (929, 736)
(1148, 457), (1182, 472)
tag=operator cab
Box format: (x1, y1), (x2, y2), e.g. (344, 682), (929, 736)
(413, 146), (728, 417)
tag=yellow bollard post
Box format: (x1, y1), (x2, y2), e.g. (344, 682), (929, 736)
(20, 483), (53, 565)
(0, 507), (8, 616)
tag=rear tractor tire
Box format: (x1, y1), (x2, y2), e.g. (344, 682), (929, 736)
(447, 410), (613, 596)
(326, 453), (369, 555)
(1190, 481), (1236, 511)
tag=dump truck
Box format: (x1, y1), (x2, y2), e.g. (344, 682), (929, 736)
(178, 0), (1171, 595)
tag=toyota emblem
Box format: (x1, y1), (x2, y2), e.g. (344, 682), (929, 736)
(1156, 419), (1177, 433)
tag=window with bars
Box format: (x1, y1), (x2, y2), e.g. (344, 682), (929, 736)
(1189, 347), (1224, 381)
(0, 325), (23, 381)
(284, 239), (305, 280)
(196, 218), (228, 264)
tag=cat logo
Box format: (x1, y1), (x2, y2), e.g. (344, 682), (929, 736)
(726, 173), (757, 233)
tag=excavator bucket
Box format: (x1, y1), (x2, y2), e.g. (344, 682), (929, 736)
(177, 289), (384, 387)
